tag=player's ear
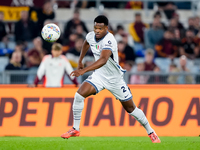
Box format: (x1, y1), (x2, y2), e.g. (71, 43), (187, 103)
(105, 25), (108, 30)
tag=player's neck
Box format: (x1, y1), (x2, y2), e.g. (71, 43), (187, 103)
(95, 31), (108, 42)
(52, 55), (60, 58)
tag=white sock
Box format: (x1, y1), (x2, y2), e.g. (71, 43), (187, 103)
(72, 92), (85, 131)
(129, 107), (154, 135)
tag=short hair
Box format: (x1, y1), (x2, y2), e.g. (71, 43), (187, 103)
(153, 11), (161, 18)
(117, 25), (124, 31)
(74, 8), (80, 14)
(145, 48), (155, 56)
(186, 29), (194, 33)
(75, 36), (84, 43)
(44, 0), (51, 5)
(135, 12), (141, 17)
(52, 43), (62, 51)
(94, 15), (108, 26)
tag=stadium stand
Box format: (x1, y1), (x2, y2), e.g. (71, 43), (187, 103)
(1, 0), (200, 84)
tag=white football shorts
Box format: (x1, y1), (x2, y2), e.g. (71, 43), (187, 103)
(85, 72), (132, 101)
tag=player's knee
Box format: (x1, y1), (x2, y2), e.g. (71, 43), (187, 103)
(124, 106), (135, 113)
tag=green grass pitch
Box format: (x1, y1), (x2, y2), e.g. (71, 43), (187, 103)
(0, 137), (199, 150)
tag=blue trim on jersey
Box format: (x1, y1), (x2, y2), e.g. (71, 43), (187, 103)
(94, 31), (109, 43)
(116, 64), (126, 73)
(102, 48), (113, 51)
(119, 96), (133, 102)
(85, 80), (99, 93)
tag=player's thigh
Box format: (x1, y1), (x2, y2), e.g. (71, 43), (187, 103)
(78, 73), (104, 98)
(77, 82), (96, 98)
(107, 78), (132, 101)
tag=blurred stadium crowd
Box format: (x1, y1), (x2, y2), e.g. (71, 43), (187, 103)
(0, 0), (200, 84)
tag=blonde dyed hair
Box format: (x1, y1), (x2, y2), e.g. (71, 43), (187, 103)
(52, 43), (62, 51)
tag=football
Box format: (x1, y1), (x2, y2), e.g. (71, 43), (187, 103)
(41, 23), (61, 42)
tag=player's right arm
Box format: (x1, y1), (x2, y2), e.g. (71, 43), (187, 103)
(78, 40), (90, 70)
(31, 56), (47, 87)
(37, 59), (46, 80)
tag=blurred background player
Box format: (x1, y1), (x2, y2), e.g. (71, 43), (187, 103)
(30, 43), (78, 87)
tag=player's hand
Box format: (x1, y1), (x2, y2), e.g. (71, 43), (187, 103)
(70, 69), (85, 77)
(78, 62), (84, 70)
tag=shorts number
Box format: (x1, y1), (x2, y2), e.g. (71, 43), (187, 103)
(121, 86), (127, 93)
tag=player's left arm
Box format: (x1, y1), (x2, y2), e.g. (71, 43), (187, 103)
(70, 49), (112, 77)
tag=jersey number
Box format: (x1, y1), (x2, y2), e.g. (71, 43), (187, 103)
(121, 86), (127, 93)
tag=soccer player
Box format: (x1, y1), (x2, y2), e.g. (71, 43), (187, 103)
(61, 15), (161, 143)
(32, 43), (78, 87)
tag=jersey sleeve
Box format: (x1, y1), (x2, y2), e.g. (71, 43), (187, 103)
(102, 35), (115, 52)
(37, 58), (46, 80)
(62, 56), (75, 80)
(86, 31), (93, 43)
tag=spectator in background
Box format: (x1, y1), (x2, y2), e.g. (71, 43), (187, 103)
(76, 24), (87, 37)
(168, 18), (178, 31)
(167, 63), (179, 84)
(66, 37), (93, 69)
(122, 34), (136, 61)
(115, 24), (134, 48)
(144, 49), (161, 84)
(168, 17), (185, 39)
(14, 11), (37, 48)
(27, 37), (46, 69)
(179, 30), (199, 59)
(194, 16), (200, 33)
(125, 1), (143, 9)
(145, 16), (164, 49)
(144, 49), (157, 71)
(63, 8), (88, 44)
(30, 43), (78, 87)
(130, 61), (148, 84)
(29, 0), (55, 33)
(124, 61), (134, 72)
(14, 42), (27, 67)
(156, 2), (176, 20)
(188, 17), (198, 35)
(118, 41), (135, 69)
(65, 24), (86, 49)
(155, 30), (178, 59)
(150, 11), (167, 30)
(5, 51), (22, 70)
(26, 37), (47, 84)
(128, 13), (149, 51)
(172, 13), (184, 30)
(5, 51), (27, 83)
(0, 11), (7, 43)
(63, 33), (83, 54)
(168, 55), (194, 84)
(0, 11), (12, 54)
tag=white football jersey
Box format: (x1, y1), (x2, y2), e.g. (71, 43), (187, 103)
(37, 54), (75, 87)
(86, 31), (126, 83)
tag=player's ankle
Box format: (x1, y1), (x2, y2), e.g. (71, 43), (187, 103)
(73, 127), (79, 131)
